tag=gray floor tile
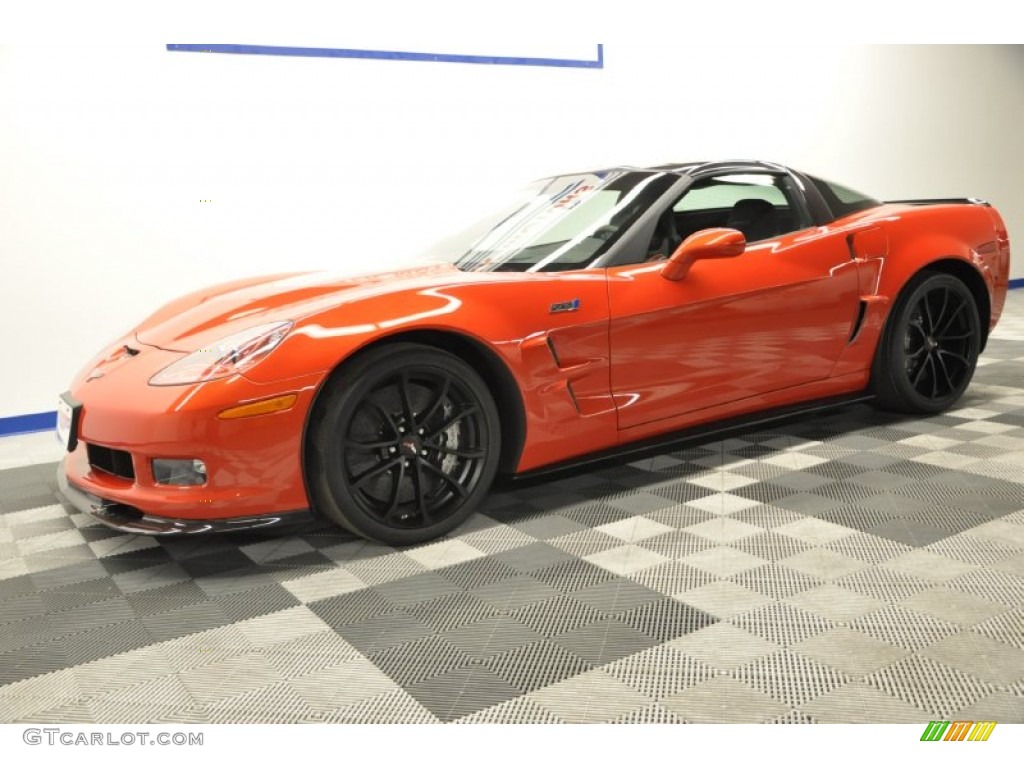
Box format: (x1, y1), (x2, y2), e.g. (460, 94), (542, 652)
(865, 654), (997, 717)
(442, 615), (544, 658)
(919, 633), (1024, 686)
(660, 676), (789, 723)
(528, 669), (653, 723)
(900, 586), (1009, 627)
(732, 649), (850, 707)
(795, 627), (911, 677)
(552, 618), (660, 665)
(951, 690), (1024, 722)
(602, 644), (714, 698)
(669, 622), (781, 669)
(407, 664), (524, 721)
(484, 639), (594, 692)
(802, 681), (934, 723)
(567, 577), (663, 613)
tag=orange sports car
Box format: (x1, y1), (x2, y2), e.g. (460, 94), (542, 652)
(56, 161), (1011, 545)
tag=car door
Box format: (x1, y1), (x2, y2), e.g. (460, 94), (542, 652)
(607, 171), (861, 431)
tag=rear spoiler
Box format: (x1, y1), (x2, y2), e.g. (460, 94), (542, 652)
(886, 197), (990, 207)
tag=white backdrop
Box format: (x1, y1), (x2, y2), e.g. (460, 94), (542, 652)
(1, 43), (1022, 420)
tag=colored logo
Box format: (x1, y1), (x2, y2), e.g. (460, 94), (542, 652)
(920, 721), (996, 741)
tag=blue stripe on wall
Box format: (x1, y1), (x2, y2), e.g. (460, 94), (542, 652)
(0, 411), (56, 438)
(1010, 277), (1024, 290)
(167, 44), (604, 69)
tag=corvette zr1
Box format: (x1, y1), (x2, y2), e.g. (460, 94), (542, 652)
(56, 160), (1011, 544)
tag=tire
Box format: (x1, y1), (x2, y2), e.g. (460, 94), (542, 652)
(305, 343), (501, 545)
(872, 271), (981, 414)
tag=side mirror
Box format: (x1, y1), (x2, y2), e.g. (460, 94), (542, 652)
(661, 228), (746, 281)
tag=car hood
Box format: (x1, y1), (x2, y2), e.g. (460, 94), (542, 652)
(134, 261), (468, 352)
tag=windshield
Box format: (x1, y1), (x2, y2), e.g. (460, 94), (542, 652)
(420, 170), (675, 272)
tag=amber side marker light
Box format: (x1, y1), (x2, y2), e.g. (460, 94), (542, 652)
(218, 394), (298, 419)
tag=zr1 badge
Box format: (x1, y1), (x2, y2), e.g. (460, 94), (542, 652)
(549, 298), (580, 314)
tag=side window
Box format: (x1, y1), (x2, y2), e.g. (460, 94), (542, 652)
(670, 173), (811, 244)
(808, 175), (881, 219)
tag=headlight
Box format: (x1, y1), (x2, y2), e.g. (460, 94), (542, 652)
(149, 321), (293, 386)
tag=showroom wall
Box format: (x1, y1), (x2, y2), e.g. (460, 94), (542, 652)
(1, 44), (1022, 421)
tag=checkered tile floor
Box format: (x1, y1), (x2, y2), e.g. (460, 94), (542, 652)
(2, 292), (1024, 724)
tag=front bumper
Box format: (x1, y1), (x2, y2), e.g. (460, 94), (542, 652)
(56, 459), (313, 535)
(61, 340), (325, 527)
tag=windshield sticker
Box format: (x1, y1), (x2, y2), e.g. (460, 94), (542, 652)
(551, 180), (597, 209)
(467, 174), (609, 259)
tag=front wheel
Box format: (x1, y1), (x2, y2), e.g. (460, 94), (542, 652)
(306, 344), (501, 545)
(872, 271), (981, 414)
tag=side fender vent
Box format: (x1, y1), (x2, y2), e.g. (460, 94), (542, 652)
(547, 336), (563, 367)
(848, 300), (868, 344)
(566, 381), (581, 413)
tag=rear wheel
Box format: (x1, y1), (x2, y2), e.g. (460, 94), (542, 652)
(872, 271), (981, 414)
(306, 344), (501, 545)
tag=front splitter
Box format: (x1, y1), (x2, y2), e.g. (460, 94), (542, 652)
(56, 459), (314, 535)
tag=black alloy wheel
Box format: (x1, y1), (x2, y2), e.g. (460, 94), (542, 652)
(306, 344), (501, 545)
(873, 271), (981, 414)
